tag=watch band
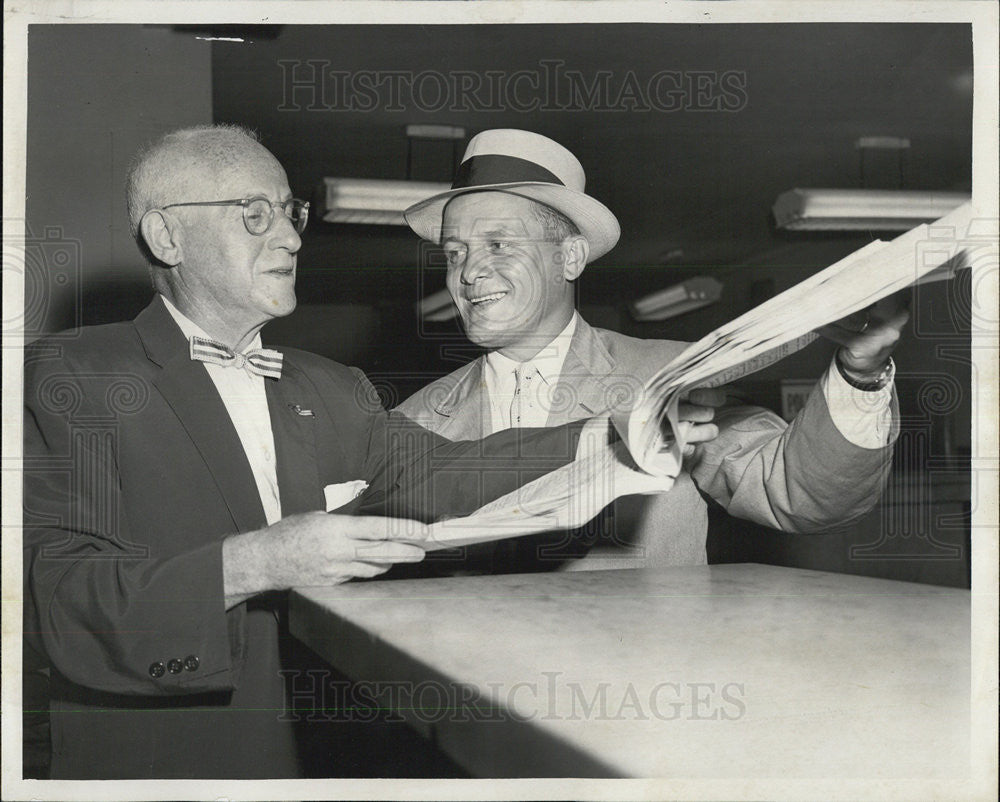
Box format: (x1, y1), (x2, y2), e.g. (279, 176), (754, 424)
(835, 353), (895, 392)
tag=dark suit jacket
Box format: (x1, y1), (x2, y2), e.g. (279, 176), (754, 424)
(22, 296), (580, 779)
(396, 317), (898, 568)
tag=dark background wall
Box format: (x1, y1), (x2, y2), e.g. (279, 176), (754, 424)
(24, 25), (213, 335)
(24, 23), (975, 586)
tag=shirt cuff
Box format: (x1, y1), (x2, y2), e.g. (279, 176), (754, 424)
(820, 355), (896, 448)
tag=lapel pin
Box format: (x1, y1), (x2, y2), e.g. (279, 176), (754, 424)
(289, 404), (315, 417)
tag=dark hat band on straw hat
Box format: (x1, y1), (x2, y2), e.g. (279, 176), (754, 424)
(451, 154), (565, 190)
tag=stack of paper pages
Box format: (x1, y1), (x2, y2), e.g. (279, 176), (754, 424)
(424, 202), (992, 550)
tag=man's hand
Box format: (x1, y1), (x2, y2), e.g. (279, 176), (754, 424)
(677, 387), (727, 457)
(599, 386), (728, 468)
(817, 294), (910, 380)
(223, 512), (427, 607)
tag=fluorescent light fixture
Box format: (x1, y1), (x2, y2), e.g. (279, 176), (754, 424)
(773, 189), (970, 231)
(322, 177), (451, 226)
(631, 277), (723, 322)
(405, 124), (466, 140)
(854, 136), (910, 150)
(417, 288), (459, 322)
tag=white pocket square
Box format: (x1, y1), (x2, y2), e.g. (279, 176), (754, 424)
(324, 480), (369, 512)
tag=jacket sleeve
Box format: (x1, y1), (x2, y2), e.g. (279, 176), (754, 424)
(22, 349), (242, 696)
(352, 369), (582, 522)
(688, 383), (897, 532)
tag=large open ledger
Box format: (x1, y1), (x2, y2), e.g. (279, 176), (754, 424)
(423, 202), (994, 550)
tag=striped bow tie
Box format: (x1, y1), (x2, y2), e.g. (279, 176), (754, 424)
(189, 336), (283, 379)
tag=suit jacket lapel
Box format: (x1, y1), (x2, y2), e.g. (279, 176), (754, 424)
(136, 297), (267, 533)
(545, 318), (618, 426)
(265, 361), (324, 516)
(433, 358), (491, 440)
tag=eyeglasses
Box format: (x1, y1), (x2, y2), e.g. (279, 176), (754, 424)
(161, 196), (310, 235)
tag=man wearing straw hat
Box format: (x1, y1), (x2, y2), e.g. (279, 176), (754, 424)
(397, 128), (906, 571)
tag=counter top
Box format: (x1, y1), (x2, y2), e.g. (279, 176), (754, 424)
(290, 563), (969, 778)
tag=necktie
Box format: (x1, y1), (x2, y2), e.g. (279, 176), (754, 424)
(510, 364), (537, 427)
(510, 365), (523, 427)
(189, 336), (283, 379)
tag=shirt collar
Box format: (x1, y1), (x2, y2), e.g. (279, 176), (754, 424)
(160, 294), (263, 352)
(485, 312), (579, 385)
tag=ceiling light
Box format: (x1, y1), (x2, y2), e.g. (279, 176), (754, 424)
(631, 277), (724, 322)
(773, 189), (970, 231)
(322, 124), (465, 226)
(321, 178), (452, 226)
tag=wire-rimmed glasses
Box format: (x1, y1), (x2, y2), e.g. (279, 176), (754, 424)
(160, 196), (310, 235)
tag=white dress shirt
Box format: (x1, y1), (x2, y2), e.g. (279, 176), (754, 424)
(483, 311), (894, 448)
(162, 296), (282, 525)
(484, 313), (579, 432)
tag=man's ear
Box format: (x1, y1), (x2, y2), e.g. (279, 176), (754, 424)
(561, 235), (590, 281)
(139, 210), (183, 267)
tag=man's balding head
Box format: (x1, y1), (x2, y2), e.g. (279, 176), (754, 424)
(127, 124), (301, 350)
(126, 124), (271, 245)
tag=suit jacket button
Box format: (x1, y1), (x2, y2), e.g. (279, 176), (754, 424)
(149, 662), (166, 678)
(167, 658), (184, 674)
(183, 655), (200, 672)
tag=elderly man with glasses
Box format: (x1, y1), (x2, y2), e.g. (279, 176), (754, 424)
(23, 125), (598, 779)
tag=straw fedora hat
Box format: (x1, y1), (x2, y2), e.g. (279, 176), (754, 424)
(404, 129), (621, 262)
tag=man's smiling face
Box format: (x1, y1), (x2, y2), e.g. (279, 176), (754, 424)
(442, 191), (577, 357)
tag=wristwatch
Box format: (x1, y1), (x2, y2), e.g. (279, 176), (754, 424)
(835, 353), (895, 392)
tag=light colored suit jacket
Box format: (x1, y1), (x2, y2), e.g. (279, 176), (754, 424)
(396, 317), (896, 568)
